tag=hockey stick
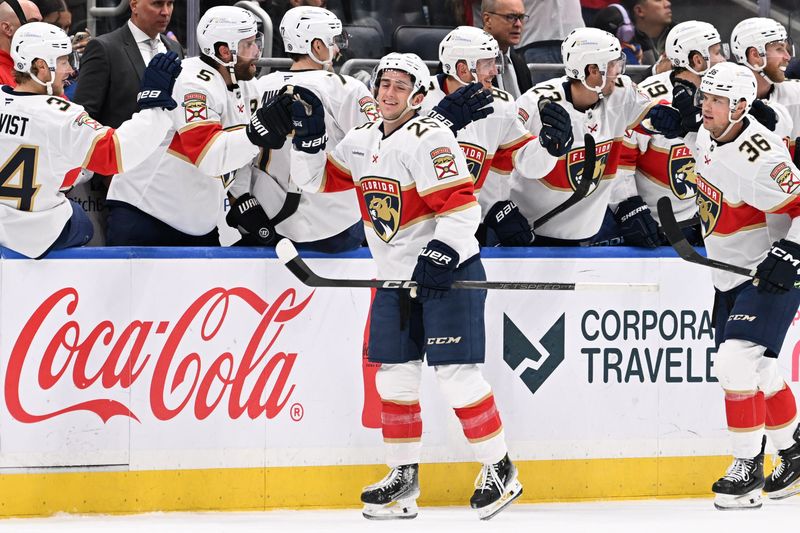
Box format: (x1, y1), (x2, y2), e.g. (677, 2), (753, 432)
(276, 239), (658, 292)
(533, 134), (598, 230)
(656, 196), (756, 277)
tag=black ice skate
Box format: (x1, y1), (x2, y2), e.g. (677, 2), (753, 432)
(360, 464), (419, 520)
(470, 454), (523, 520)
(764, 425), (800, 500)
(712, 437), (765, 510)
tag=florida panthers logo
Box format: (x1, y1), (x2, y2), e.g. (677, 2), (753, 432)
(668, 145), (697, 200)
(695, 174), (721, 237)
(361, 177), (402, 243)
(565, 140), (612, 196)
(459, 142), (487, 187)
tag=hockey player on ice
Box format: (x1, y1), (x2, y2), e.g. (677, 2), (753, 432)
(0, 22), (181, 258)
(421, 26), (573, 246)
(288, 53), (522, 521)
(682, 62), (800, 510)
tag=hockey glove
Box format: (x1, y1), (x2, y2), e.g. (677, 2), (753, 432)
(226, 193), (278, 246)
(538, 99), (573, 157)
(614, 195), (660, 248)
(137, 51), (182, 111)
(291, 85), (327, 154)
(428, 82), (494, 134)
(671, 79), (701, 133)
(749, 100), (778, 132)
(484, 200), (534, 246)
(754, 239), (800, 294)
(411, 239), (460, 299)
(247, 89), (294, 150)
(644, 104), (684, 139)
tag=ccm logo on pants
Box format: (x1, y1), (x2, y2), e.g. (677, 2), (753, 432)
(728, 314), (757, 322)
(427, 336), (462, 345)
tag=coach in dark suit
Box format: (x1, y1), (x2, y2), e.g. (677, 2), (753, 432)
(73, 0), (183, 128)
(481, 0), (532, 98)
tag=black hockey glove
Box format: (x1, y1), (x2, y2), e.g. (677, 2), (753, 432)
(538, 99), (573, 157)
(291, 85), (327, 154)
(247, 88), (294, 150)
(614, 195), (660, 248)
(749, 100), (778, 132)
(484, 200), (534, 246)
(225, 193), (278, 246)
(754, 239), (800, 294)
(671, 79), (701, 133)
(428, 82), (494, 134)
(138, 51), (182, 111)
(411, 239), (460, 299)
(644, 104), (684, 139)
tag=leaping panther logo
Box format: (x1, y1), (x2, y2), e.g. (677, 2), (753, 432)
(361, 177), (402, 242)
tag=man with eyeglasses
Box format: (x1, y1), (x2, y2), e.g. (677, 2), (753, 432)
(480, 0), (533, 97)
(513, 0), (585, 84)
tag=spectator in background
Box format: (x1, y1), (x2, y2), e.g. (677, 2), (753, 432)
(71, 0), (182, 246)
(621, 0), (673, 69)
(515, 0), (584, 83)
(592, 4), (642, 64)
(581, 0), (615, 26)
(0, 0), (42, 86)
(480, 0), (532, 97)
(34, 0), (70, 31)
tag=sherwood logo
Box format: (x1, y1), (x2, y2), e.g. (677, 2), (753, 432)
(503, 313), (565, 395)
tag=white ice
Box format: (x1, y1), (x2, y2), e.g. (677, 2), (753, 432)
(1, 498), (799, 533)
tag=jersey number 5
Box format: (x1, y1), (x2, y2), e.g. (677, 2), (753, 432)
(0, 146), (39, 211)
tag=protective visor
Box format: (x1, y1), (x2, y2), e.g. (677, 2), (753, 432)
(332, 30), (349, 51)
(237, 32), (264, 60)
(475, 56), (503, 78)
(605, 53), (627, 77)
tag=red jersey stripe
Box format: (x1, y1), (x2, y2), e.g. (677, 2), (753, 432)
(81, 129), (121, 174)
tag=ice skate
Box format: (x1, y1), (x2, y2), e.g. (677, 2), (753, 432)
(764, 425), (800, 500)
(360, 464), (419, 520)
(712, 438), (765, 510)
(470, 454), (523, 520)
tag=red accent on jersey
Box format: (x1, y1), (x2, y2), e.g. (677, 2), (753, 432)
(715, 201), (767, 235)
(168, 123), (223, 165)
(61, 168), (82, 188)
(320, 156), (355, 193)
(454, 394), (502, 442)
(725, 391), (765, 430)
(541, 139), (620, 190)
(765, 385), (798, 429)
(491, 137), (534, 174)
(420, 179), (477, 215)
(381, 401), (422, 440)
(84, 129), (120, 174)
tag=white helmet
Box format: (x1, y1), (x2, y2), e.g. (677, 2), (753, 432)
(197, 6), (260, 70)
(665, 21), (722, 75)
(11, 22), (74, 96)
(730, 17), (789, 72)
(280, 6), (347, 66)
(561, 28), (624, 96)
(700, 62), (757, 137)
(372, 52), (430, 110)
(439, 26), (502, 85)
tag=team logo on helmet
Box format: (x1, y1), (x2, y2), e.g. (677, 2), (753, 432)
(459, 142), (487, 187)
(668, 145), (698, 200)
(361, 177), (402, 243)
(565, 140), (612, 196)
(695, 174), (721, 237)
(183, 92), (208, 123)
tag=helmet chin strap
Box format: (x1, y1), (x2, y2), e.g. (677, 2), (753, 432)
(308, 44), (334, 68)
(713, 107), (745, 141)
(29, 64), (55, 95)
(206, 50), (240, 89)
(580, 76), (606, 100)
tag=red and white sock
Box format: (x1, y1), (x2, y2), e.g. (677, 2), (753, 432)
(765, 384), (798, 451)
(725, 390), (765, 458)
(382, 400), (422, 467)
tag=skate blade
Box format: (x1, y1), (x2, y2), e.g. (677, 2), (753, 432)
(362, 497), (419, 520)
(765, 480), (800, 500)
(714, 488), (763, 510)
(476, 480), (523, 520)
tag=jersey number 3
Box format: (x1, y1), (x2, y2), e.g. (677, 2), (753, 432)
(0, 146), (39, 211)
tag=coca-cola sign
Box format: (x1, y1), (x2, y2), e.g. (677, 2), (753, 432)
(5, 286), (314, 424)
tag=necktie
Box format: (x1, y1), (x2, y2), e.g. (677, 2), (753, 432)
(502, 54), (520, 99)
(149, 38), (160, 60)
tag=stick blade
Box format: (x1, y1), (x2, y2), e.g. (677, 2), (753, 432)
(276, 238), (299, 265)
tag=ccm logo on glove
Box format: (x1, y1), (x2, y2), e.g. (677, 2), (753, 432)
(769, 246), (800, 266)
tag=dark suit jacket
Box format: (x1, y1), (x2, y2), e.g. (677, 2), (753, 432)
(73, 23), (184, 128)
(491, 49), (533, 96)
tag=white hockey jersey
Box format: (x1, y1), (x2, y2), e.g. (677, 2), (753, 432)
(291, 115), (480, 279)
(688, 118), (800, 291)
(768, 80), (800, 139)
(511, 75), (654, 240)
(0, 86), (172, 257)
(619, 72), (699, 224)
(108, 57), (261, 236)
(421, 76), (556, 216)
(237, 69), (378, 242)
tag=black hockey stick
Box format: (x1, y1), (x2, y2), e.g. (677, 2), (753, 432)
(276, 239), (658, 292)
(656, 196), (756, 277)
(533, 134), (598, 230)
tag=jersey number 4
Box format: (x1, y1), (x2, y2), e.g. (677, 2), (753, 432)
(0, 146), (39, 211)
